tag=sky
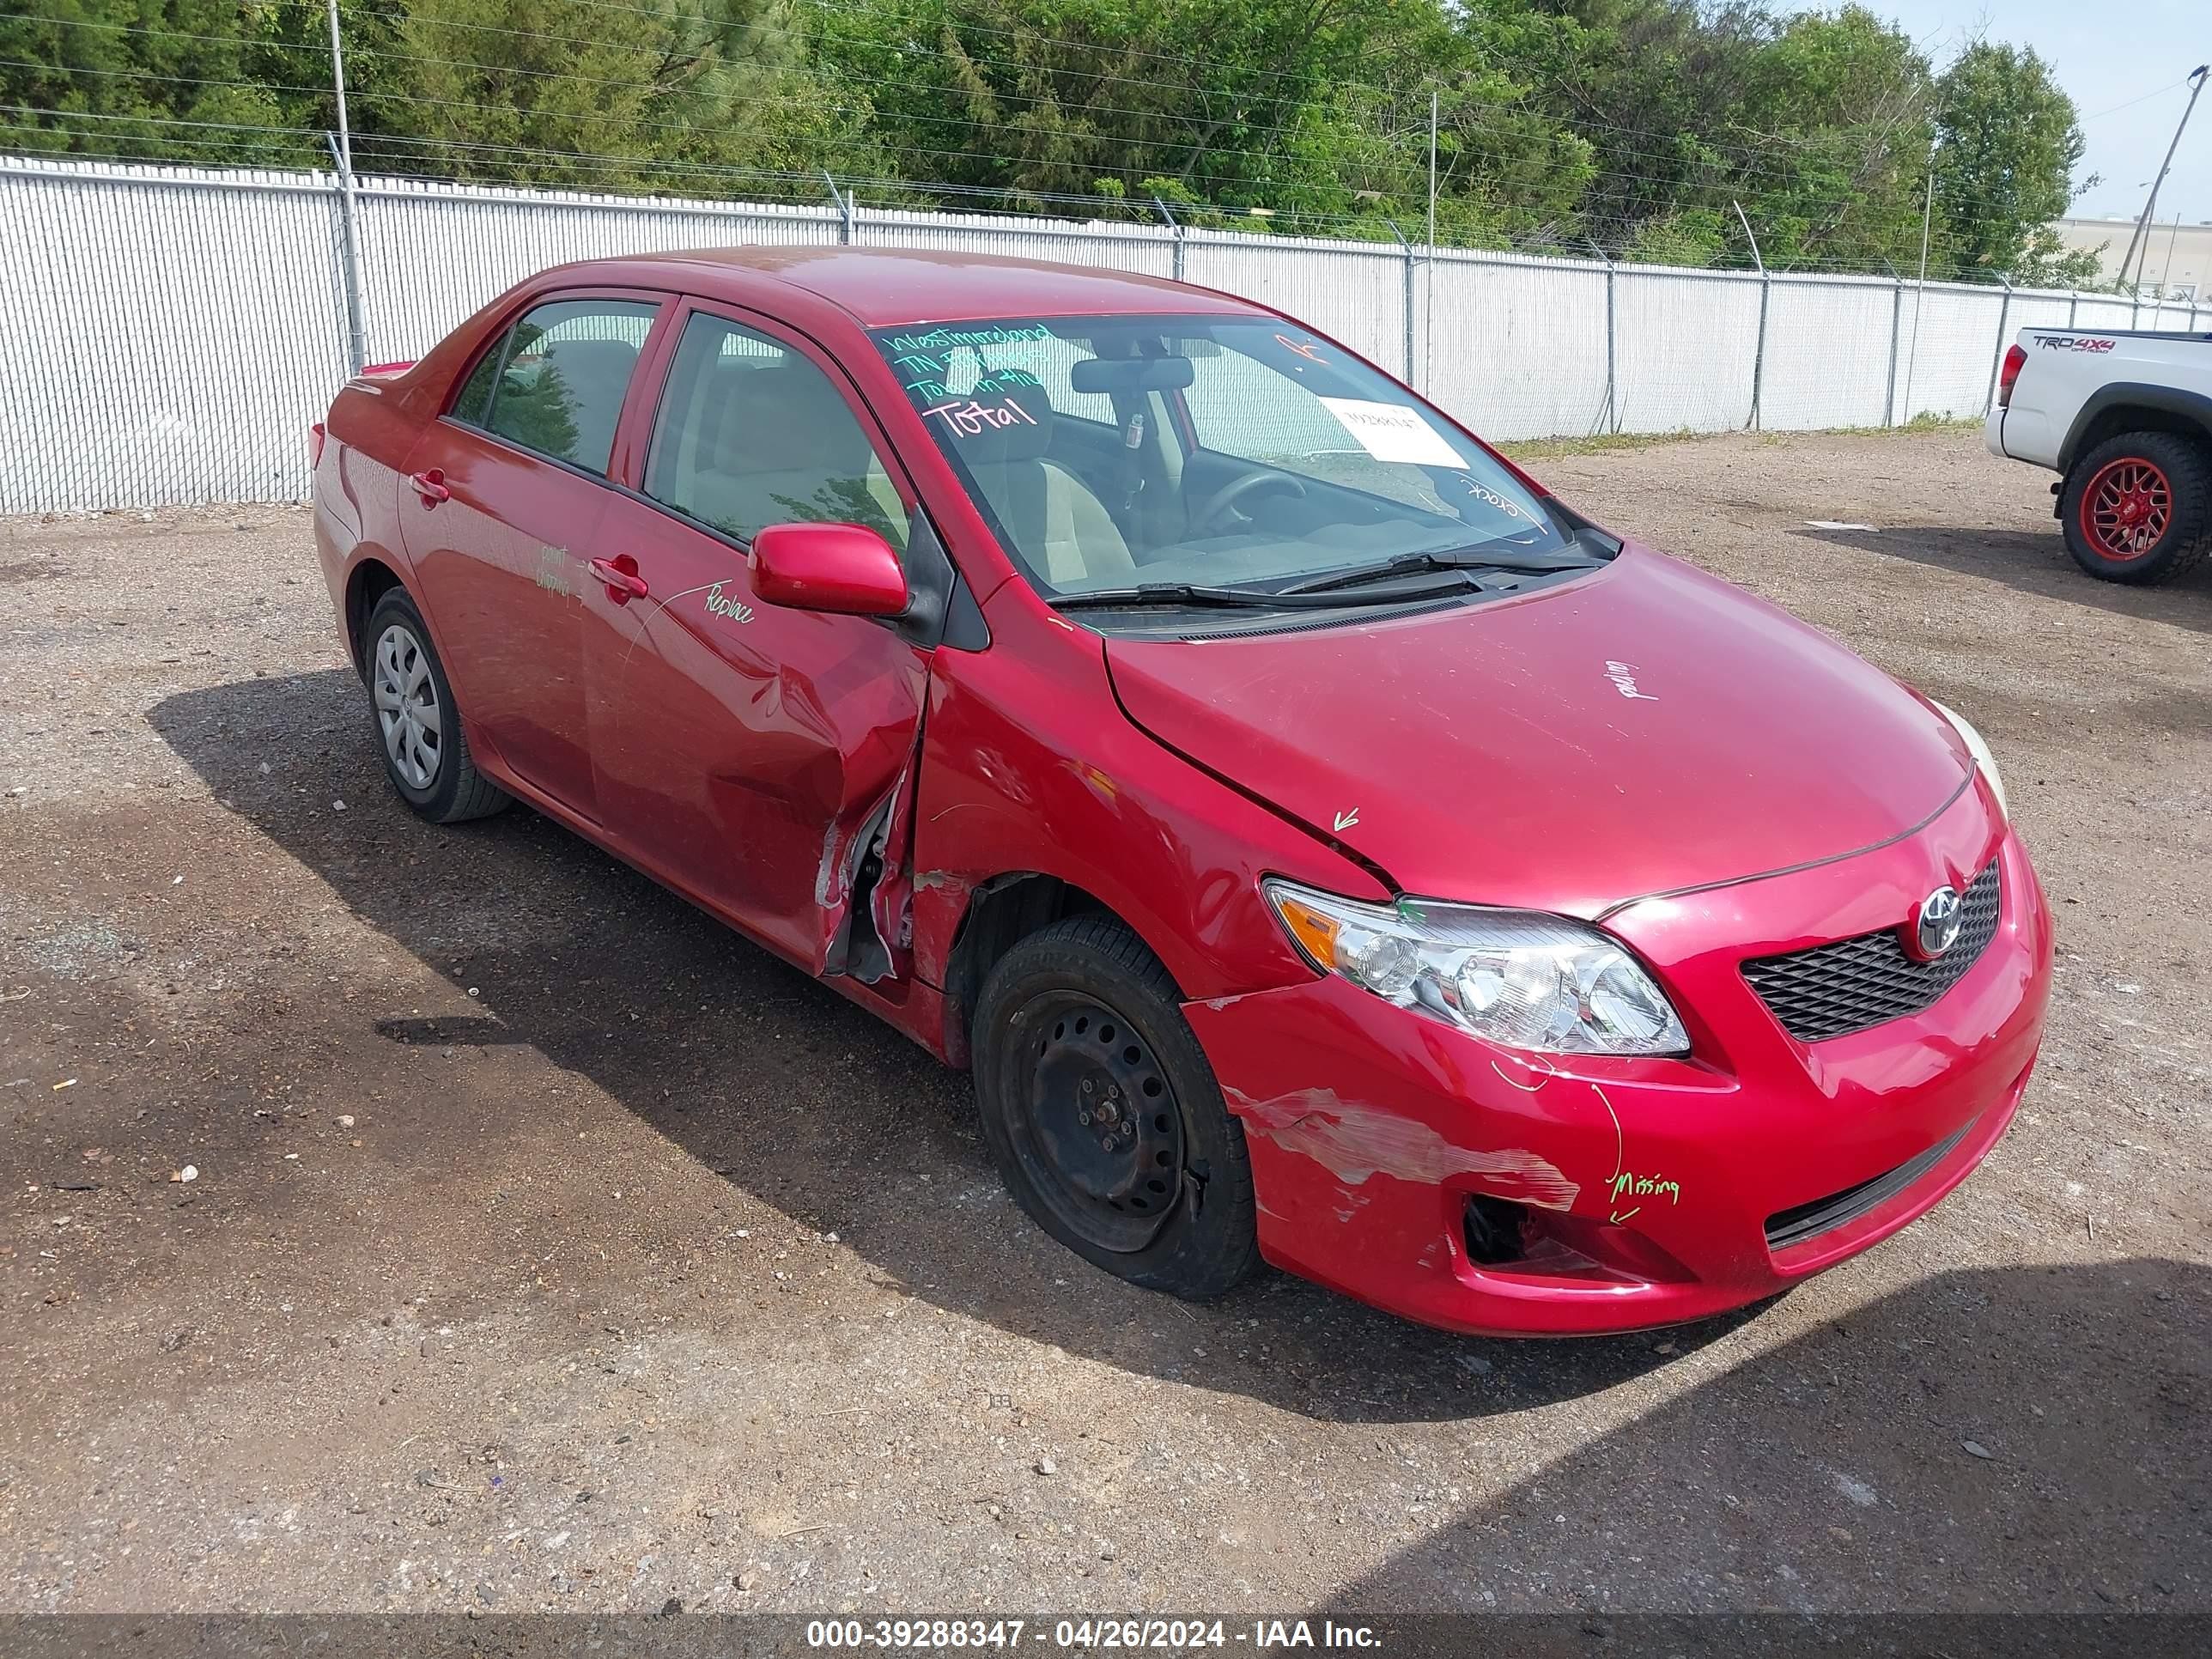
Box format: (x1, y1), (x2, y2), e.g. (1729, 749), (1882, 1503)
(1872, 0), (2211, 225)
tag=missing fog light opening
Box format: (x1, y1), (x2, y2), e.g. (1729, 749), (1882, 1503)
(1462, 1194), (1530, 1266)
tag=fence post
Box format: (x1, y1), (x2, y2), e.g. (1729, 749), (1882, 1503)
(1984, 277), (2014, 414)
(1153, 196), (1183, 284)
(1884, 277), (1904, 427)
(1386, 220), (1417, 385)
(823, 171), (854, 245)
(324, 131), (367, 377)
(1586, 237), (1617, 435)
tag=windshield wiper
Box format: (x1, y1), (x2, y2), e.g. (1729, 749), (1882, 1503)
(1280, 546), (1588, 596)
(1051, 578), (1471, 612)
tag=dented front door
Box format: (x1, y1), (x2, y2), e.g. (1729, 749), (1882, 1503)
(581, 497), (926, 972)
(580, 303), (927, 975)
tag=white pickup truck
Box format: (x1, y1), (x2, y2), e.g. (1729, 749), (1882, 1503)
(1986, 326), (2212, 583)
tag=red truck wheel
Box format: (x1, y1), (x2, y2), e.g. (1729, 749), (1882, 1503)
(2060, 432), (2212, 585)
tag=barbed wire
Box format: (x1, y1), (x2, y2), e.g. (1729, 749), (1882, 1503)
(8, 52), (2075, 259)
(4, 112), (2127, 288)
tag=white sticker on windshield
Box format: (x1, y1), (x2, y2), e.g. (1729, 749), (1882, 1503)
(1316, 398), (1469, 469)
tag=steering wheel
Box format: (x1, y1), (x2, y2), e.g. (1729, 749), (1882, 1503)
(1188, 468), (1307, 535)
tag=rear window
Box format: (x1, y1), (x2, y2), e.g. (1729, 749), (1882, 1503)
(452, 300), (659, 476)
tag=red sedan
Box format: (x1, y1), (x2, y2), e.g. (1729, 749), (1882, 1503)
(312, 247), (2052, 1337)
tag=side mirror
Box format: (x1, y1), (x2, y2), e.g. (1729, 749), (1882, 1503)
(749, 522), (908, 617)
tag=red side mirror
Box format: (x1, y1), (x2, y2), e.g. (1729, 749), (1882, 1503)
(749, 522), (908, 618)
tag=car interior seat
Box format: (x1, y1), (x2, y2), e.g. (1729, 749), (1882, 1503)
(945, 386), (1136, 588)
(538, 338), (641, 472)
(649, 352), (904, 544)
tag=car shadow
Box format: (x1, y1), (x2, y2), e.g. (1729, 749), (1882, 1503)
(1323, 1257), (2209, 1622)
(155, 670), (1765, 1425)
(1799, 520), (2212, 635)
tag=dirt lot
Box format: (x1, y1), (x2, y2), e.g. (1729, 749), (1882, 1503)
(1, 428), (2206, 1620)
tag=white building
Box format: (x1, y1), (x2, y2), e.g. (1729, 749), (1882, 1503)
(2051, 215), (2212, 300)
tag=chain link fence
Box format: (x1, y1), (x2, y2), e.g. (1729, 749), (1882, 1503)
(4, 153), (2206, 514)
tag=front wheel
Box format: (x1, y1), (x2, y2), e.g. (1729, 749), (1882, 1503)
(2059, 430), (2212, 585)
(971, 916), (1261, 1298)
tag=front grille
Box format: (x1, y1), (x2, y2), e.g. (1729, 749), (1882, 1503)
(1742, 859), (2002, 1042)
(1764, 1117), (1976, 1250)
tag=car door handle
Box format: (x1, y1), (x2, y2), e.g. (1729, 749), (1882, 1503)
(588, 556), (650, 603)
(408, 468), (450, 505)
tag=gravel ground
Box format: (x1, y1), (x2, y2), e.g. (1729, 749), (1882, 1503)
(0, 427), (2205, 1620)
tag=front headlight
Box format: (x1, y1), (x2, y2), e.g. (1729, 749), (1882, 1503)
(1263, 879), (1689, 1057)
(1931, 700), (2007, 817)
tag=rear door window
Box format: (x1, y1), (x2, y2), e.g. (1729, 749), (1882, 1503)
(642, 312), (908, 551)
(457, 299), (660, 476)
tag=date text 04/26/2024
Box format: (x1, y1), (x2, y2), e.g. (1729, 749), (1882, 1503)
(804, 1619), (1383, 1650)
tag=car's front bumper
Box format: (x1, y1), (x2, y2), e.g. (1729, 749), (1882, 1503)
(1187, 783), (2051, 1337)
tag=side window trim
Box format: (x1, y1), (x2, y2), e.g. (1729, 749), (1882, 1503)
(436, 287), (672, 477)
(645, 298), (922, 522)
(470, 326), (523, 429)
(635, 299), (921, 552)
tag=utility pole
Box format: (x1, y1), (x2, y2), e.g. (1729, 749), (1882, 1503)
(1734, 202), (1767, 429)
(2156, 210), (2185, 301)
(1917, 145), (1936, 285)
(2120, 64), (2208, 293)
(1425, 88), (1437, 396)
(1426, 89), (1438, 254)
(1902, 143), (1936, 422)
(325, 0), (352, 174)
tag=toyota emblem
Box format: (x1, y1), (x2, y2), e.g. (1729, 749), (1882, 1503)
(1914, 886), (1964, 959)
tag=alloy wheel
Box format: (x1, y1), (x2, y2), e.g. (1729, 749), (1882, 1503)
(2081, 457), (2172, 561)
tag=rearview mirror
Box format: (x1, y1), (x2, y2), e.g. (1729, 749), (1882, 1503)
(749, 522), (909, 618)
(1070, 356), (1195, 393)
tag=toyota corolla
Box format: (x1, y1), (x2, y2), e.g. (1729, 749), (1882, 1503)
(311, 247), (2052, 1336)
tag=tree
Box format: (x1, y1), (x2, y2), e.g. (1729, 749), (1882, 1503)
(1732, 5), (1935, 271)
(0, 0), (2106, 278)
(0, 1), (302, 165)
(1932, 41), (2098, 287)
(378, 0), (879, 192)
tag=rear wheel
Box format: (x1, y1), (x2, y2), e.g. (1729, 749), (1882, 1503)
(2059, 430), (2212, 585)
(971, 916), (1261, 1298)
(364, 586), (510, 823)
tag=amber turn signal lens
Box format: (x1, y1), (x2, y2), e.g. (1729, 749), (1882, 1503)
(1270, 890), (1341, 970)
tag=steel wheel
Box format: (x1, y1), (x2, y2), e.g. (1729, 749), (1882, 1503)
(372, 621), (442, 791)
(972, 916), (1261, 1297)
(1012, 992), (1188, 1254)
(2080, 456), (2172, 561)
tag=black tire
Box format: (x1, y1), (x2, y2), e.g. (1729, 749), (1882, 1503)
(971, 916), (1261, 1299)
(2058, 429), (2212, 586)
(362, 586), (510, 823)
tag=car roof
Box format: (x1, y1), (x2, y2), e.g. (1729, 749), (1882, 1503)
(538, 245), (1267, 328)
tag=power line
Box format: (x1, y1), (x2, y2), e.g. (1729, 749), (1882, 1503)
(5, 13), (356, 58)
(6, 46), (1956, 222)
(0, 117), (2075, 276)
(2, 59), (1382, 201)
(3, 20), (2094, 268)
(5, 111), (2075, 287)
(0, 104), (322, 138)
(11, 3), (1852, 186)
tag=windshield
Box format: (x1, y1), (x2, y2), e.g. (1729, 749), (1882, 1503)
(871, 316), (1579, 602)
